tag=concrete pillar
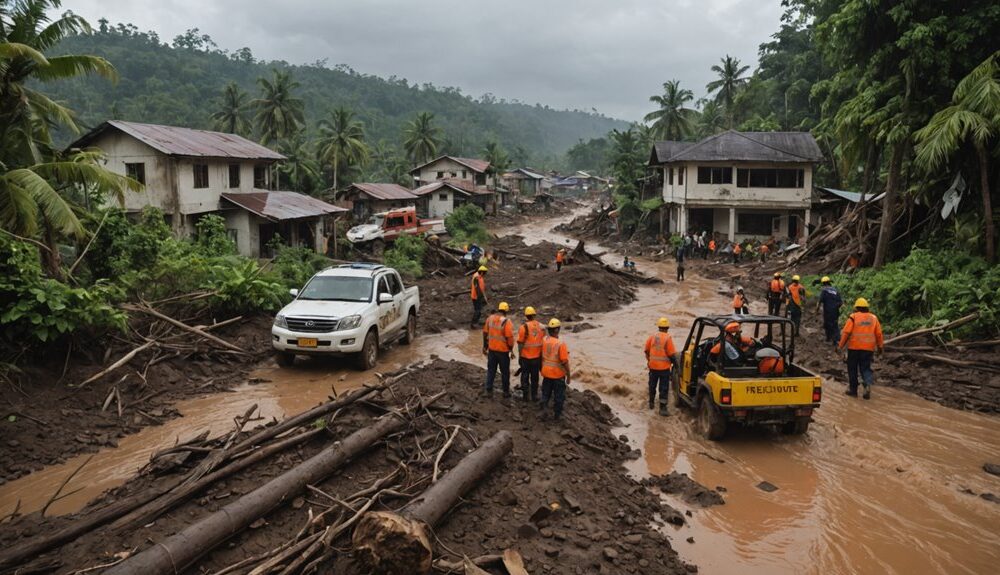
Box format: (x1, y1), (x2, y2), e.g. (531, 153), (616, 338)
(314, 218), (324, 253)
(803, 209), (811, 241)
(728, 207), (736, 242)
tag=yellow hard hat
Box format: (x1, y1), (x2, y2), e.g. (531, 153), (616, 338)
(478, 265), (488, 272)
(792, 274), (801, 282)
(854, 297), (870, 308)
(498, 301), (510, 312)
(776, 272), (783, 277)
(821, 276), (831, 283)
(524, 306), (536, 316)
(657, 317), (670, 328)
(547, 318), (561, 328)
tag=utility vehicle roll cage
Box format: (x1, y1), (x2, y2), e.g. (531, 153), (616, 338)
(684, 315), (798, 380)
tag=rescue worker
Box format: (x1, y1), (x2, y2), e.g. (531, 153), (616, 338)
(482, 301), (515, 398)
(837, 298), (884, 400)
(516, 306), (544, 402)
(539, 318), (571, 420)
(767, 272), (785, 316)
(759, 243), (770, 263)
(816, 276), (843, 344)
(785, 275), (806, 334)
(732, 242), (742, 263)
(675, 245), (685, 282)
(470, 265), (488, 328)
(555, 248), (566, 271)
(710, 321), (756, 363)
(732, 287), (749, 315)
(644, 318), (677, 415)
(708, 238), (717, 255)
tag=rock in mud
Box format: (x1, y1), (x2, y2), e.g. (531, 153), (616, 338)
(983, 463), (1000, 477)
(643, 472), (726, 507)
(757, 481), (779, 493)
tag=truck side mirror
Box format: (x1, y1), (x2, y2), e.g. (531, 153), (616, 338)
(378, 292), (393, 303)
(289, 288), (299, 297)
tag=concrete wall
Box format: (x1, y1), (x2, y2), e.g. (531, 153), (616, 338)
(89, 131), (175, 215)
(415, 158), (493, 187)
(223, 209), (254, 257)
(662, 162), (813, 208)
(426, 189), (454, 218)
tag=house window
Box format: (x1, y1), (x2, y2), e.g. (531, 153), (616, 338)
(475, 173), (486, 186)
(125, 162), (146, 185)
(736, 168), (805, 188)
(678, 167), (684, 185)
(438, 193), (449, 201)
(462, 170), (468, 179)
(697, 166), (732, 185)
(193, 164), (209, 188)
(668, 168), (674, 186)
(227, 229), (238, 244)
(436, 171), (445, 179)
(737, 213), (778, 235)
(229, 164), (241, 188)
(254, 165), (268, 188)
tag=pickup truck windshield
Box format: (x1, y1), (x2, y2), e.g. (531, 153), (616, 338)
(366, 215), (385, 226)
(298, 276), (373, 302)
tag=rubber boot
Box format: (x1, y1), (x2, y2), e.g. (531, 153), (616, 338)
(658, 402), (669, 416)
(862, 385), (871, 400)
(845, 388), (858, 397)
(648, 398), (655, 410)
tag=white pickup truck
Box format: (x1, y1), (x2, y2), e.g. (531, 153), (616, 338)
(271, 263), (419, 370)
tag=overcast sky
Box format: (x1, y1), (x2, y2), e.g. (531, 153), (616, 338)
(64, 0), (785, 121)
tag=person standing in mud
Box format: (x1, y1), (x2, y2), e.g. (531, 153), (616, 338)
(555, 248), (566, 271)
(675, 245), (685, 282)
(644, 317), (677, 415)
(817, 276), (843, 345)
(483, 302), (515, 398)
(516, 306), (544, 402)
(785, 275), (806, 334)
(838, 298), (884, 400)
(470, 265), (488, 328)
(767, 272), (785, 316)
(540, 318), (571, 420)
(732, 287), (749, 315)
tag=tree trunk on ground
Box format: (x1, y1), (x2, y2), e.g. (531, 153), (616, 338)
(874, 141), (907, 269)
(352, 430), (514, 575)
(976, 141), (995, 263)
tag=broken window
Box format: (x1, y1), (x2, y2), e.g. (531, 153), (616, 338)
(737, 213), (778, 235)
(736, 168), (805, 188)
(697, 167), (732, 185)
(125, 162), (146, 185)
(439, 193), (449, 201)
(437, 171), (445, 179)
(193, 164), (209, 188)
(254, 165), (268, 188)
(229, 164), (241, 188)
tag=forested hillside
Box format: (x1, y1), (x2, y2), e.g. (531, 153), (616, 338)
(46, 22), (628, 167)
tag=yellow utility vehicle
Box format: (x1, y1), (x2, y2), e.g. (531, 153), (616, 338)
(673, 315), (822, 440)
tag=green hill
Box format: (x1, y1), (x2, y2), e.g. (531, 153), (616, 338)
(47, 24), (628, 168)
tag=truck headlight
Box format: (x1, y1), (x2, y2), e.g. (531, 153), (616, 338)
(339, 315), (362, 330)
(274, 314), (287, 328)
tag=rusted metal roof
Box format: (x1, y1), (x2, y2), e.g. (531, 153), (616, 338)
(412, 179), (493, 197)
(71, 121), (285, 161)
(346, 183), (417, 201)
(410, 155), (490, 174)
(650, 130), (822, 165)
(221, 192), (346, 222)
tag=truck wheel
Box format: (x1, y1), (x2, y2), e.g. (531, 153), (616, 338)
(697, 395), (727, 441)
(782, 417), (810, 435)
(356, 330), (379, 371)
(275, 352), (295, 368)
(401, 311), (417, 345)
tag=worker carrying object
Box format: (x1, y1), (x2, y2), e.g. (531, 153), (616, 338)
(816, 276), (843, 344)
(837, 298), (884, 400)
(555, 248), (566, 271)
(785, 275), (806, 334)
(482, 301), (515, 399)
(644, 317), (677, 415)
(767, 272), (786, 316)
(516, 306), (545, 402)
(732, 287), (749, 315)
(470, 265), (488, 328)
(539, 318), (571, 421)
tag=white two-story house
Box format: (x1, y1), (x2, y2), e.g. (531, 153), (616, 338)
(71, 121), (345, 257)
(409, 155), (498, 215)
(649, 130), (823, 242)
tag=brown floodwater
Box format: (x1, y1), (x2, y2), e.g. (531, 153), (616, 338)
(1, 211), (998, 574)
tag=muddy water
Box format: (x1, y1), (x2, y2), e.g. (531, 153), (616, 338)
(3, 212), (998, 574)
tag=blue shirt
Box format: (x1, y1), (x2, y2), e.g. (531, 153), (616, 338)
(819, 286), (843, 314)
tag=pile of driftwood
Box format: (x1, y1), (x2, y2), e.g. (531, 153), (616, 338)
(787, 199), (902, 269)
(884, 312), (1000, 375)
(0, 374), (517, 575)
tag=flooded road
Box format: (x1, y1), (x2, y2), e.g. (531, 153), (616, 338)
(2, 211), (998, 574)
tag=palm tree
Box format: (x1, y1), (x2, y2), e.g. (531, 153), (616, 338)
(696, 100), (728, 138)
(914, 54), (999, 263)
(402, 112), (441, 165)
(211, 82), (251, 136)
(317, 107), (369, 193)
(252, 69), (304, 145)
(644, 80), (695, 140)
(482, 141), (510, 187)
(705, 55), (751, 129)
(276, 134), (321, 195)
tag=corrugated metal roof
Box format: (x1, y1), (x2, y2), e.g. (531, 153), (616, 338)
(507, 168), (545, 180)
(410, 155), (490, 174)
(650, 141), (694, 164)
(221, 192), (346, 221)
(71, 121), (285, 161)
(816, 187), (886, 203)
(347, 183), (417, 201)
(650, 131), (822, 164)
(411, 179), (493, 197)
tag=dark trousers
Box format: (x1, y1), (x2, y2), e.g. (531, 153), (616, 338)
(846, 349), (874, 392)
(485, 350), (511, 396)
(648, 369), (671, 405)
(732, 253), (739, 263)
(676, 265), (685, 281)
(788, 304), (802, 333)
(541, 377), (566, 417)
(519, 356), (540, 401)
(471, 299), (484, 326)
(556, 262), (562, 271)
(822, 310), (839, 343)
(767, 296), (782, 316)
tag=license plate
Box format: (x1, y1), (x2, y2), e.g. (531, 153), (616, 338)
(298, 338), (318, 348)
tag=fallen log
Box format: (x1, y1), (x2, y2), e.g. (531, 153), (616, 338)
(121, 304), (247, 354)
(912, 353), (1000, 375)
(103, 395), (443, 575)
(884, 312), (980, 346)
(75, 341), (156, 388)
(352, 430), (514, 575)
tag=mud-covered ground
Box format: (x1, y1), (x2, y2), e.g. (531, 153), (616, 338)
(0, 317), (274, 483)
(0, 359), (696, 575)
(416, 235), (637, 333)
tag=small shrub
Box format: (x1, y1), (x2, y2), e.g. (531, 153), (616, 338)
(195, 214), (235, 256)
(272, 245), (330, 290)
(445, 204), (488, 246)
(384, 235), (426, 278)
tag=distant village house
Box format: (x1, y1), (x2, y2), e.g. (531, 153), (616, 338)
(411, 180), (493, 218)
(409, 155), (498, 215)
(339, 183), (417, 221)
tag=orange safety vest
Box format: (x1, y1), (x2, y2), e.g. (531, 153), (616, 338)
(839, 311), (883, 351)
(517, 320), (545, 359)
(470, 273), (485, 301)
(541, 336), (569, 379)
(556, 250), (565, 263)
(761, 244), (770, 254)
(645, 332), (676, 371)
(733, 244), (742, 255)
(711, 335), (753, 356)
(769, 279), (785, 294)
(483, 314), (514, 352)
(788, 284), (803, 306)
(709, 240), (716, 251)
(733, 293), (745, 309)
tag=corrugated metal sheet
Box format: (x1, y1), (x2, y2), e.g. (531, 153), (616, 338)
(222, 192), (346, 221)
(348, 183), (418, 201)
(72, 121), (285, 160)
(651, 131), (822, 164)
(816, 187), (885, 204)
(412, 179), (493, 197)
(410, 155), (490, 174)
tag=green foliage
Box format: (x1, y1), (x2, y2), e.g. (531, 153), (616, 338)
(830, 248), (999, 337)
(445, 204), (488, 247)
(644, 80), (696, 140)
(271, 244), (330, 289)
(87, 207), (170, 278)
(194, 214), (235, 256)
(565, 137), (610, 173)
(208, 258), (286, 316)
(383, 234), (426, 279)
(639, 197), (664, 212)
